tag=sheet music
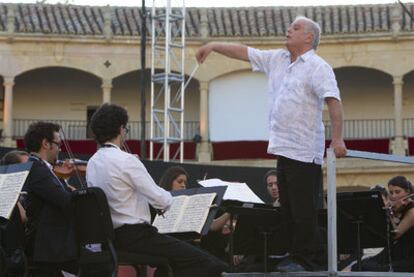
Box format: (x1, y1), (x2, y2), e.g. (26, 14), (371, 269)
(153, 195), (186, 233)
(153, 192), (216, 234)
(198, 178), (264, 204)
(175, 193), (216, 233)
(0, 171), (30, 219)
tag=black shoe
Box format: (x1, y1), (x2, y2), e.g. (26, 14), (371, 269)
(276, 260), (306, 272)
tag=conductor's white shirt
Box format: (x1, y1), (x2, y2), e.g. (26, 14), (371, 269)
(86, 143), (172, 228)
(248, 48), (341, 164)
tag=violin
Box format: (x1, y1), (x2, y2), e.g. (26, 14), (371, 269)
(390, 193), (414, 209)
(53, 159), (87, 180)
(384, 194), (414, 234)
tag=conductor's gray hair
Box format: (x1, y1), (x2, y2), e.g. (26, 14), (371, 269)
(293, 16), (321, 50)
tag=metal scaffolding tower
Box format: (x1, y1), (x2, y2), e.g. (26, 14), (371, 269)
(150, 0), (186, 162)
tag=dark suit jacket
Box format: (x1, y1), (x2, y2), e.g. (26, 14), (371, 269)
(22, 156), (77, 263)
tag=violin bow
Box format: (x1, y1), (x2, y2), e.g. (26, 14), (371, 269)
(59, 126), (87, 189)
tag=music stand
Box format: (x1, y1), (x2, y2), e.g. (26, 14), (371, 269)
(224, 202), (283, 272)
(336, 191), (388, 271)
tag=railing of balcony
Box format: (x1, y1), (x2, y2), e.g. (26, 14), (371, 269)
(323, 119), (395, 139)
(404, 118), (414, 137)
(14, 119), (89, 140)
(13, 119), (200, 141)
(13, 118), (414, 141)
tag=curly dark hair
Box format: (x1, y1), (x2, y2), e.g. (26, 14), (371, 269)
(263, 169), (278, 186)
(159, 166), (189, 191)
(90, 104), (129, 145)
(388, 176), (413, 193)
(24, 122), (61, 152)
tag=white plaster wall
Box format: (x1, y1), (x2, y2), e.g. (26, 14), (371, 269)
(209, 71), (268, 141)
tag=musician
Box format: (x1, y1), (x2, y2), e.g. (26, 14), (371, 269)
(1, 150), (29, 165)
(159, 165), (189, 191)
(264, 170), (280, 207)
(196, 15), (346, 272)
(22, 122), (78, 276)
(370, 184), (390, 207)
(351, 176), (414, 272)
(0, 150), (29, 276)
(86, 104), (228, 277)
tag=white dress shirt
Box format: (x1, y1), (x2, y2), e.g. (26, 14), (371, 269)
(248, 47), (341, 164)
(86, 143), (172, 228)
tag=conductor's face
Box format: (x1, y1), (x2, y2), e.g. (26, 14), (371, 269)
(285, 19), (313, 51)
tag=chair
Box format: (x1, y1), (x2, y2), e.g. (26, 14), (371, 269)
(0, 207), (28, 277)
(72, 187), (172, 277)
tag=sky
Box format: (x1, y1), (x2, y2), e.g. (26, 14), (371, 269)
(0, 0), (400, 7)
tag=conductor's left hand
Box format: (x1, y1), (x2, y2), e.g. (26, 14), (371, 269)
(330, 138), (347, 158)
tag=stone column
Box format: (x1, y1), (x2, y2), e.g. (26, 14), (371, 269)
(197, 81), (212, 162)
(101, 78), (112, 103)
(391, 75), (407, 156)
(3, 76), (15, 147)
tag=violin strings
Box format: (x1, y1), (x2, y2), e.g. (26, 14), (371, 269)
(59, 127), (87, 189)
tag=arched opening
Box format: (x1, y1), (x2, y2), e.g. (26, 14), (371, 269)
(209, 70), (273, 160)
(403, 70), (414, 155)
(113, 69), (200, 141)
(0, 76), (4, 136)
(333, 67), (394, 154)
(113, 69), (200, 159)
(13, 67), (101, 139)
(334, 66), (394, 138)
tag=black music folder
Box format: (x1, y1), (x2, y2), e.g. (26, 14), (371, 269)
(230, 204), (285, 256)
(152, 186), (226, 240)
(336, 190), (387, 253)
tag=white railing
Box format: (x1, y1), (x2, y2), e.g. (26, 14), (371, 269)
(13, 119), (199, 141)
(13, 118), (414, 141)
(404, 118), (414, 137)
(324, 119), (395, 139)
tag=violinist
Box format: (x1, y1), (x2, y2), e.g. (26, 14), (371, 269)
(351, 176), (414, 272)
(22, 122), (78, 276)
(86, 104), (228, 277)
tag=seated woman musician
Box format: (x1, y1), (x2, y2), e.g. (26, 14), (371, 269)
(159, 166), (231, 260)
(159, 165), (189, 191)
(351, 175), (414, 272)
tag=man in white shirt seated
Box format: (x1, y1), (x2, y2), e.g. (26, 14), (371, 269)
(86, 103), (228, 277)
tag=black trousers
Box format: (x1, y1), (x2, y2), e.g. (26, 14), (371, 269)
(29, 260), (78, 276)
(114, 223), (228, 277)
(277, 156), (324, 268)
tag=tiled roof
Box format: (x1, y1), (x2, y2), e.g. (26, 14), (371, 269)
(0, 3), (413, 37)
